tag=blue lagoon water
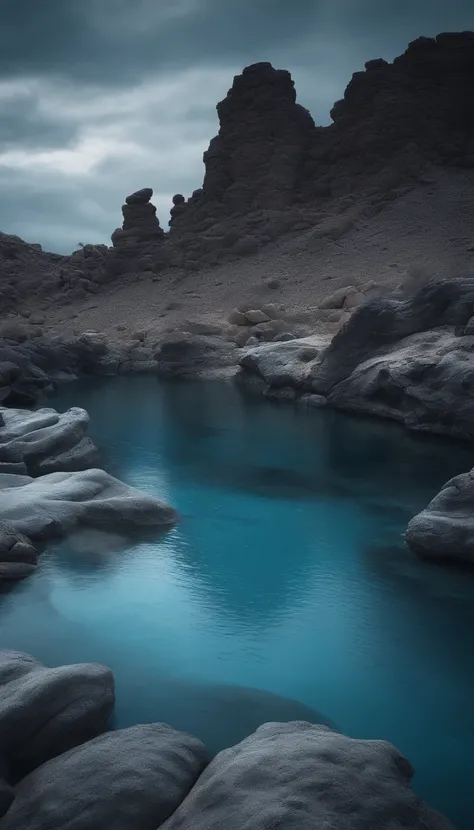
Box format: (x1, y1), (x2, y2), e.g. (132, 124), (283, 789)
(0, 376), (473, 827)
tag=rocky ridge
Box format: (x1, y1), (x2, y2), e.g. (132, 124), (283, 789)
(1, 32), (474, 312)
(0, 649), (453, 829)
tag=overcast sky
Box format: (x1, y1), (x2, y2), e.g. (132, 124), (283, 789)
(0, 0), (472, 253)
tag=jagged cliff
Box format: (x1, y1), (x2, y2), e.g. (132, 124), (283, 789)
(1, 31), (474, 311)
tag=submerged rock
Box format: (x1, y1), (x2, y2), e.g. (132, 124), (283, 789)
(405, 468), (474, 565)
(161, 721), (453, 829)
(117, 675), (336, 757)
(0, 724), (208, 830)
(0, 649), (114, 778)
(0, 467), (177, 542)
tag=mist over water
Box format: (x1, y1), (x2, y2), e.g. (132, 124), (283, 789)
(0, 377), (473, 828)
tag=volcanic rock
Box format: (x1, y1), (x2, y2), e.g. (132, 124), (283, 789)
(112, 187), (165, 249)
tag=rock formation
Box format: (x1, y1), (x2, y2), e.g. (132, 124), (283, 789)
(0, 406), (99, 476)
(238, 278), (474, 440)
(405, 468), (474, 565)
(167, 32), (474, 256)
(0, 402), (177, 579)
(111, 187), (165, 249)
(0, 650), (454, 829)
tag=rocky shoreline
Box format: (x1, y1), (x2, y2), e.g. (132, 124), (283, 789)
(0, 649), (454, 829)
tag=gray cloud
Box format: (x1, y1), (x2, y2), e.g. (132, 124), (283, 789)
(0, 0), (473, 253)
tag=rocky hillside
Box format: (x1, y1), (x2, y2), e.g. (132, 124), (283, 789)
(1, 31), (474, 318)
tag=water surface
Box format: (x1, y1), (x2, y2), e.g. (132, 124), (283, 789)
(0, 377), (473, 827)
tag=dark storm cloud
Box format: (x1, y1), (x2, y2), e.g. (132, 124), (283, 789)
(0, 0), (473, 252)
(0, 0), (319, 82)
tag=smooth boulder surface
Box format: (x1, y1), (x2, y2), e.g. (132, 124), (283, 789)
(0, 519), (38, 579)
(0, 468), (177, 541)
(1, 724), (208, 830)
(405, 468), (474, 564)
(0, 406), (99, 475)
(239, 337), (324, 389)
(0, 650), (114, 778)
(162, 721), (453, 830)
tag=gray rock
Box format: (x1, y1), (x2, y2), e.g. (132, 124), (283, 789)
(0, 649), (114, 777)
(0, 406), (99, 476)
(319, 286), (357, 310)
(298, 393), (328, 408)
(228, 309), (248, 326)
(0, 780), (13, 821)
(162, 722), (453, 830)
(0, 520), (38, 579)
(273, 332), (296, 342)
(245, 309), (270, 324)
(239, 339), (321, 388)
(156, 335), (238, 378)
(0, 467), (177, 541)
(2, 724), (208, 830)
(405, 467), (474, 564)
(125, 187), (153, 205)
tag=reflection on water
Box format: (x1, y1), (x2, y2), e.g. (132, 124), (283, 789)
(0, 377), (473, 827)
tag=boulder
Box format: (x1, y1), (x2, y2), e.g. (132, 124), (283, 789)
(239, 338), (322, 388)
(0, 649), (114, 778)
(0, 406), (100, 476)
(125, 188), (154, 205)
(227, 309), (248, 326)
(245, 309), (270, 324)
(1, 724), (208, 830)
(156, 335), (238, 378)
(319, 286), (356, 310)
(161, 722), (453, 829)
(0, 520), (38, 579)
(405, 468), (474, 564)
(0, 467), (177, 541)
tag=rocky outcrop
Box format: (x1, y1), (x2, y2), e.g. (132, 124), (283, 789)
(161, 722), (452, 829)
(238, 278), (474, 440)
(167, 33), (474, 255)
(111, 187), (165, 249)
(0, 400), (177, 579)
(317, 32), (474, 196)
(170, 62), (314, 235)
(405, 468), (474, 565)
(0, 467), (177, 544)
(156, 333), (238, 378)
(0, 650), (114, 779)
(0, 650), (453, 829)
(0, 520), (38, 579)
(0, 406), (99, 476)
